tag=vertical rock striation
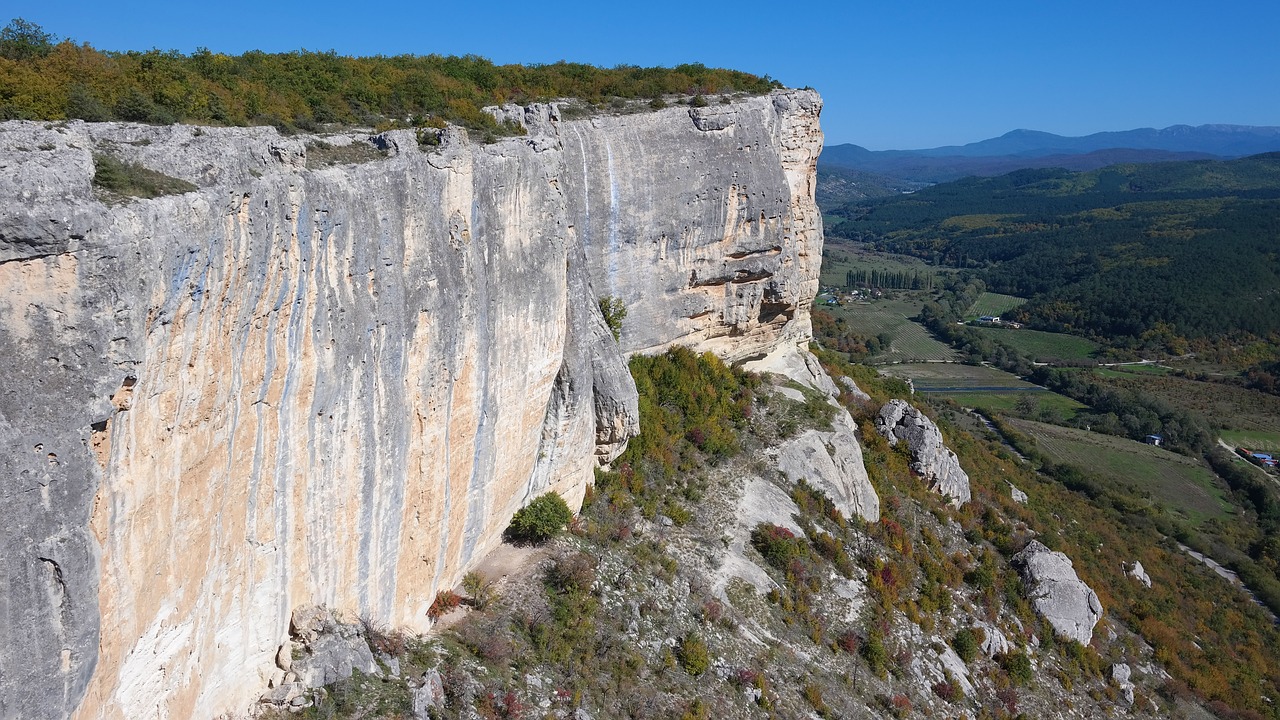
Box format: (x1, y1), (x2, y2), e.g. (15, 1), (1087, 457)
(562, 92), (823, 361)
(0, 88), (824, 719)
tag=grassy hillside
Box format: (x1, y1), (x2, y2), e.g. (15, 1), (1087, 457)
(1008, 418), (1231, 525)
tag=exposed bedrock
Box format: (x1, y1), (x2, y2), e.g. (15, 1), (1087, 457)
(0, 88), (823, 719)
(875, 399), (972, 505)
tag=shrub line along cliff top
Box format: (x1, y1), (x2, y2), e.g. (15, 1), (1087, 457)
(0, 18), (781, 136)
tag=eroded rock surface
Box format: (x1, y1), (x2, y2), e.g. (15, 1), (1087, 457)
(1013, 540), (1104, 645)
(875, 399), (971, 505)
(775, 421), (878, 523)
(0, 89), (824, 720)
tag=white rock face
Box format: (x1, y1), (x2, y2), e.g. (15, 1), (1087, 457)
(1009, 482), (1028, 504)
(875, 399), (971, 505)
(0, 89), (825, 720)
(745, 342), (879, 522)
(563, 91), (824, 363)
(1112, 663), (1135, 705)
(1128, 561), (1152, 588)
(1012, 541), (1104, 645)
(775, 419), (879, 523)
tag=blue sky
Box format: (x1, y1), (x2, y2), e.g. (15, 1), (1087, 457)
(9, 0), (1278, 149)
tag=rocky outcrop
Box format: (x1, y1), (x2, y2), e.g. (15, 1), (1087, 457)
(745, 342), (878, 522)
(259, 606), (380, 711)
(1127, 561), (1152, 588)
(1008, 482), (1028, 504)
(1012, 541), (1104, 645)
(775, 424), (879, 523)
(0, 89), (823, 720)
(1112, 663), (1135, 705)
(875, 399), (971, 505)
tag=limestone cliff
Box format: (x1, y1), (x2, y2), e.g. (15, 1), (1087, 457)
(0, 89), (822, 719)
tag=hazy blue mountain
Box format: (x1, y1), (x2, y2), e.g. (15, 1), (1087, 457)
(821, 124), (1280, 183)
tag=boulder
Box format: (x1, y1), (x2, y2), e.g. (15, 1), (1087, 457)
(1008, 482), (1028, 504)
(1127, 561), (1152, 588)
(1112, 663), (1135, 705)
(875, 400), (971, 504)
(1012, 541), (1104, 645)
(287, 606), (380, 688)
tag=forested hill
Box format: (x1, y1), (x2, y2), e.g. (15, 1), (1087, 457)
(828, 153), (1280, 351)
(0, 19), (777, 135)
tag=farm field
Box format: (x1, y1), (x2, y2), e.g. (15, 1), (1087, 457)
(1008, 418), (1232, 525)
(882, 363), (1087, 420)
(823, 297), (959, 364)
(1094, 364), (1172, 379)
(819, 241), (948, 289)
(1094, 372), (1280, 434)
(973, 326), (1099, 362)
(1221, 430), (1280, 454)
(965, 292), (1026, 319)
(933, 390), (1086, 420)
(881, 362), (1037, 390)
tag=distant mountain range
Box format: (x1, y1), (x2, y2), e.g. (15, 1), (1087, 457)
(820, 124), (1280, 184)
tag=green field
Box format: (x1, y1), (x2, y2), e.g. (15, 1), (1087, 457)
(819, 241), (949, 289)
(1221, 430), (1280, 454)
(965, 292), (1026, 319)
(934, 391), (1086, 420)
(1094, 364), (1172, 378)
(1009, 418), (1232, 524)
(823, 297), (959, 364)
(973, 326), (1099, 362)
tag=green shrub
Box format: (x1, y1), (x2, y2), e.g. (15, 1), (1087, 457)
(598, 296), (626, 341)
(999, 650), (1034, 685)
(951, 628), (979, 664)
(678, 633), (709, 676)
(507, 492), (573, 543)
(92, 154), (197, 200)
(461, 571), (494, 610)
(689, 94), (709, 108)
(415, 127), (442, 149)
(861, 630), (888, 675)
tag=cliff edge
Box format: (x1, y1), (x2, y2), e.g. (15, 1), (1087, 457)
(0, 89), (822, 719)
